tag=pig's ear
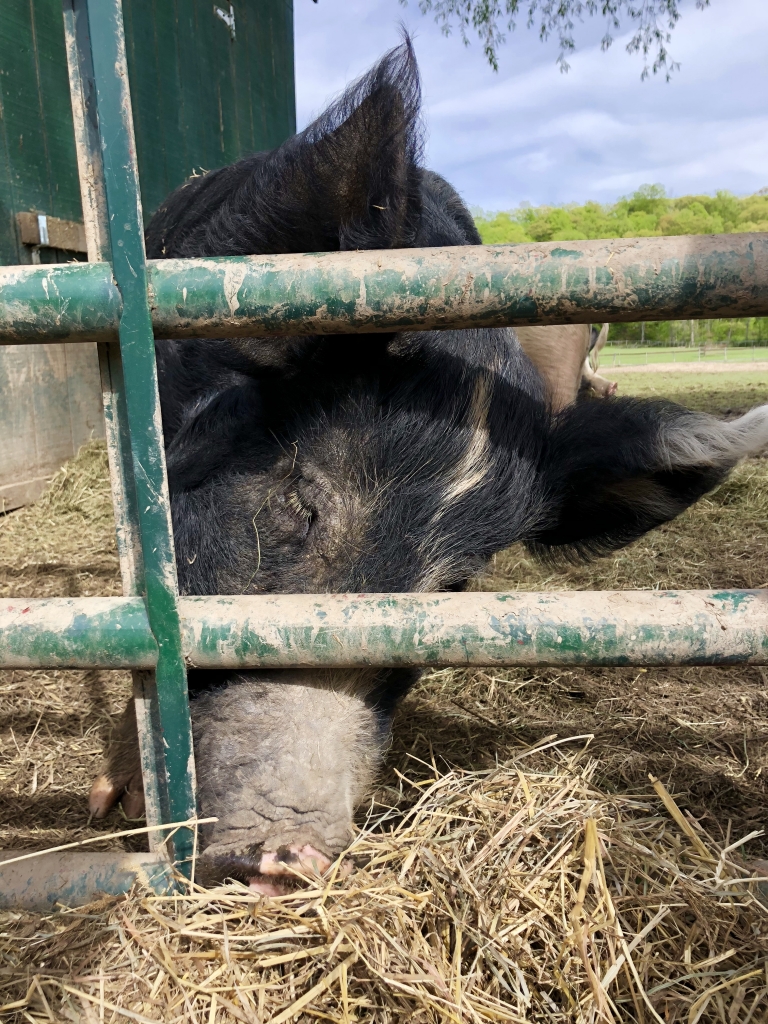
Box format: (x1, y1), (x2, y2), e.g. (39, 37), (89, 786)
(527, 399), (768, 559)
(279, 38), (423, 250)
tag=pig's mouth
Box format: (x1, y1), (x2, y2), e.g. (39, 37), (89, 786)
(197, 839), (354, 895)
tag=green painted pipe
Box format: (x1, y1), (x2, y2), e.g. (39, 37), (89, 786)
(84, 0), (198, 865)
(0, 850), (175, 910)
(0, 597), (157, 668)
(1, 233), (767, 344)
(0, 260), (121, 342)
(1, 591), (765, 669)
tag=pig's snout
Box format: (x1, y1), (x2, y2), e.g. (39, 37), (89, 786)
(192, 671), (386, 892)
(197, 839), (353, 895)
(89, 671), (388, 893)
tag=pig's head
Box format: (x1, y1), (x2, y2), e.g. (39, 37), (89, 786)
(91, 41), (768, 892)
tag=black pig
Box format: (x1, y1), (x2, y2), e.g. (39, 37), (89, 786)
(90, 41), (768, 893)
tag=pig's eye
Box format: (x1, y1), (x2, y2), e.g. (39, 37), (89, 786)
(285, 488), (315, 532)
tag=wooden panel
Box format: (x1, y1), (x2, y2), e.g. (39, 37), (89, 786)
(16, 212), (87, 252)
(0, 342), (105, 512)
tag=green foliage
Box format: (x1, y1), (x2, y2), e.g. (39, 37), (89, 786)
(475, 186), (768, 346)
(475, 186), (768, 244)
(609, 317), (768, 346)
(407, 1), (711, 79)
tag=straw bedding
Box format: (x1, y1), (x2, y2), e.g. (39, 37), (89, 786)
(1, 381), (767, 1022)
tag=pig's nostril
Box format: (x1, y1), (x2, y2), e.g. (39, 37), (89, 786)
(198, 843), (353, 894)
(253, 846), (354, 895)
(259, 844), (333, 878)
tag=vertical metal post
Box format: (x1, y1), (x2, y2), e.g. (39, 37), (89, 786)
(62, 2), (166, 845)
(62, 0), (197, 869)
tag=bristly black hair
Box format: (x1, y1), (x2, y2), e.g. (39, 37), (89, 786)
(146, 38), (425, 259)
(527, 397), (730, 563)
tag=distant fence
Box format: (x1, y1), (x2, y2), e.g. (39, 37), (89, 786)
(602, 344), (768, 367)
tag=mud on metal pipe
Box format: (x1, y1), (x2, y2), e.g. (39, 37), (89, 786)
(1, 233), (767, 344)
(0, 591), (765, 669)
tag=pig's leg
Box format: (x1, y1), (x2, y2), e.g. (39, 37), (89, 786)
(581, 357), (618, 398)
(516, 325), (589, 411)
(89, 699), (146, 820)
(581, 322), (616, 398)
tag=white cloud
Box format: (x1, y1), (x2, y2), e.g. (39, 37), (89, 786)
(294, 0), (768, 209)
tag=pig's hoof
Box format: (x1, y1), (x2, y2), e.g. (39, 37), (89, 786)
(88, 771), (145, 820)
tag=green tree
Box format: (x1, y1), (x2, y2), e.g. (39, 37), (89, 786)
(404, 0), (711, 78)
(474, 187), (768, 243)
(473, 186), (768, 347)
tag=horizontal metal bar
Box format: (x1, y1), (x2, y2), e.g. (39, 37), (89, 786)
(0, 851), (174, 910)
(1, 591), (766, 668)
(0, 597), (158, 667)
(0, 260), (122, 342)
(1, 233), (767, 344)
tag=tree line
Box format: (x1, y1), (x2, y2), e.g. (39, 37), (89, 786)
(474, 185), (768, 346)
(474, 185), (768, 243)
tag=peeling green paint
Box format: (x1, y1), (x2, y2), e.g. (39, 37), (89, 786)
(182, 590), (767, 669)
(0, 261), (121, 343)
(0, 851), (175, 910)
(83, 0), (197, 869)
(2, 234), (767, 344)
(1, 591), (765, 669)
(0, 598), (156, 667)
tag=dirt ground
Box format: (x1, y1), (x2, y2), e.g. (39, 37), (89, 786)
(609, 361), (768, 375)
(1, 374), (767, 1022)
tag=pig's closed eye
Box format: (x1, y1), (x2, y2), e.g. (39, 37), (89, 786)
(286, 488), (315, 534)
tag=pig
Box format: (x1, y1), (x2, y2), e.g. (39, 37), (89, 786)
(90, 40), (768, 894)
(584, 323), (618, 399)
(516, 323), (617, 411)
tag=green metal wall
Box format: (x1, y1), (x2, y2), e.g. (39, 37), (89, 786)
(122, 0), (296, 220)
(0, 0), (296, 266)
(0, 1), (83, 265)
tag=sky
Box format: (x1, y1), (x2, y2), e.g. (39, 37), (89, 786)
(293, 0), (768, 213)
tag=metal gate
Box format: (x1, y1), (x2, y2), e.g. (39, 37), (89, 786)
(0, 0), (767, 907)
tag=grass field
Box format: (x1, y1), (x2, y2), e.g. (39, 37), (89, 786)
(1, 371), (767, 1023)
(609, 366), (768, 415)
(601, 345), (768, 367)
